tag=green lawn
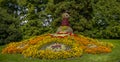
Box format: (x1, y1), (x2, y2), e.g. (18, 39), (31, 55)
(0, 39), (120, 62)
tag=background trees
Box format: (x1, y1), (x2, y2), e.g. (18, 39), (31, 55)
(0, 8), (22, 45)
(46, 0), (120, 39)
(91, 0), (120, 38)
(0, 0), (120, 45)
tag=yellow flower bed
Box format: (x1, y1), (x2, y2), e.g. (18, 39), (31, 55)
(2, 41), (29, 54)
(2, 34), (114, 59)
(2, 34), (49, 54)
(22, 37), (83, 59)
(73, 35), (114, 54)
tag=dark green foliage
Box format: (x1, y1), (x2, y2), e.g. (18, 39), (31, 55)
(45, 0), (120, 39)
(0, 8), (22, 45)
(91, 0), (120, 39)
(0, 0), (120, 45)
(20, 19), (50, 39)
(45, 0), (93, 33)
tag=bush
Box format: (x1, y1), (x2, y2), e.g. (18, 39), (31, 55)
(0, 8), (22, 45)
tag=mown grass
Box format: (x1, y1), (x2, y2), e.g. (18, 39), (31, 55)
(0, 39), (120, 62)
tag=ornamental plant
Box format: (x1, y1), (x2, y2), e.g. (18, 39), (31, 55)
(22, 36), (83, 59)
(2, 34), (114, 59)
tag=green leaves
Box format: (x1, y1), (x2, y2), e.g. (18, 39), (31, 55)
(1, 0), (120, 45)
(17, 0), (27, 6)
(0, 8), (22, 45)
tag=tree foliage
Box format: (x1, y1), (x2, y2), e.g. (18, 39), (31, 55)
(45, 0), (120, 39)
(0, 0), (120, 45)
(0, 7), (22, 45)
(91, 0), (120, 38)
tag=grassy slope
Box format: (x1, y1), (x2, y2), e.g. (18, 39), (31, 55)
(0, 39), (120, 62)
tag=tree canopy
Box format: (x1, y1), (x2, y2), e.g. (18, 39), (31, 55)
(0, 0), (120, 45)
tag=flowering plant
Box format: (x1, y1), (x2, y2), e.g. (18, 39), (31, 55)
(2, 34), (114, 59)
(22, 36), (83, 59)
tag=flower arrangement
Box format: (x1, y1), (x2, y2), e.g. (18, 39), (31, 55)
(2, 34), (114, 59)
(84, 46), (111, 54)
(1, 12), (114, 59)
(73, 35), (114, 54)
(2, 41), (29, 54)
(22, 36), (83, 59)
(2, 34), (49, 54)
